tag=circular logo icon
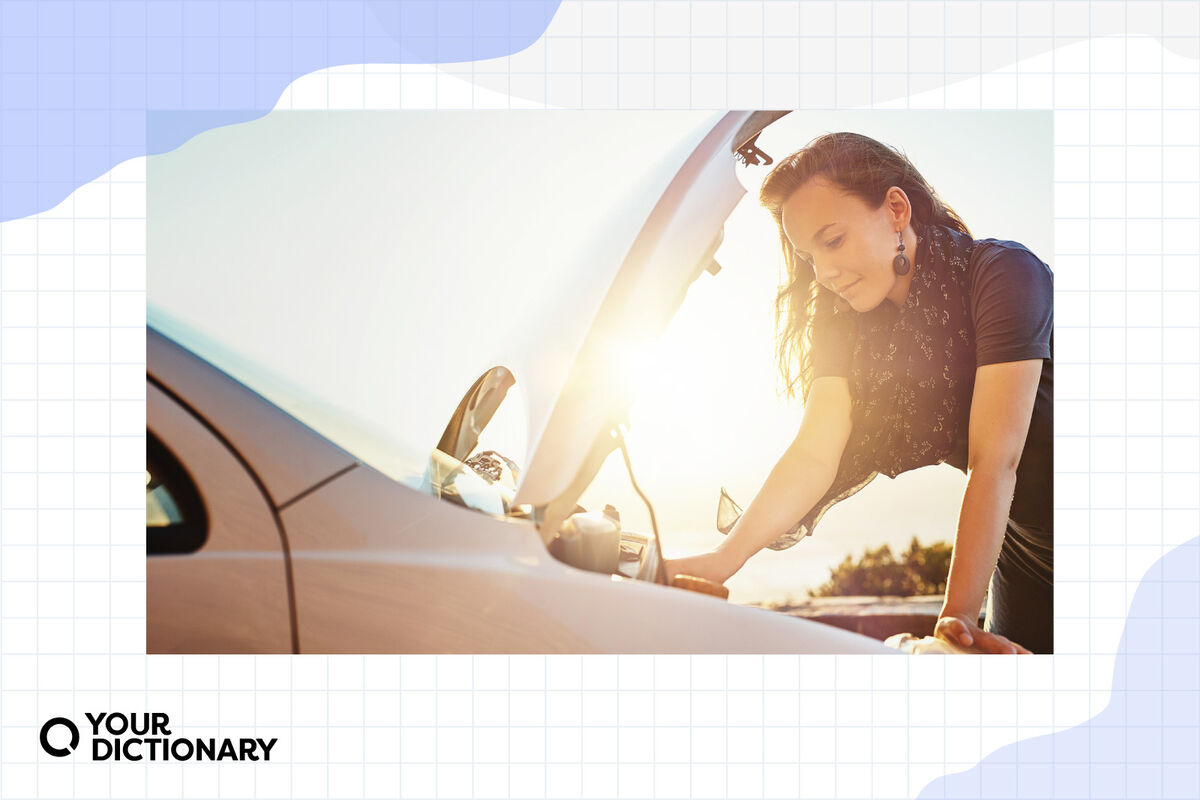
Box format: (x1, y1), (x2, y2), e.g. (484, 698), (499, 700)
(39, 718), (80, 757)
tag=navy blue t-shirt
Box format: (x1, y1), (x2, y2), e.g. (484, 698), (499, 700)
(811, 238), (1054, 531)
(954, 239), (1053, 532)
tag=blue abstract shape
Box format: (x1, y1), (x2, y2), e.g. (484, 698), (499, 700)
(0, 1), (561, 222)
(920, 538), (1200, 799)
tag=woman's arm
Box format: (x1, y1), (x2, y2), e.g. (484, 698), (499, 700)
(935, 358), (1043, 654)
(665, 375), (854, 585)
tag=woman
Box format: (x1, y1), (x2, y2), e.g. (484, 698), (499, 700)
(667, 132), (1053, 654)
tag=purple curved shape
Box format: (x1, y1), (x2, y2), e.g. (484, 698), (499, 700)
(0, 1), (560, 222)
(920, 538), (1200, 799)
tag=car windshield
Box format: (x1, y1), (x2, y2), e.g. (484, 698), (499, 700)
(148, 111), (721, 489)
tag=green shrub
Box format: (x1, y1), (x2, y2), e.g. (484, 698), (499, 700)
(810, 537), (952, 597)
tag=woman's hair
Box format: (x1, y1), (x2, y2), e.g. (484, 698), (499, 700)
(760, 132), (971, 403)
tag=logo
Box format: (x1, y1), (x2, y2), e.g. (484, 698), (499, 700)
(39, 717), (80, 757)
(38, 713), (277, 762)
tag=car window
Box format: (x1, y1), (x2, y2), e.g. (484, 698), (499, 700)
(146, 432), (208, 554)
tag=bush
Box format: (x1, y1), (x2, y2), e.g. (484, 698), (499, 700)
(810, 537), (952, 597)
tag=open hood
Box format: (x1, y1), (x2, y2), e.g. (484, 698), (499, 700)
(147, 110), (787, 534)
(511, 111), (789, 532)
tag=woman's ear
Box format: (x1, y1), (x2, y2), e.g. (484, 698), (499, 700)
(885, 186), (912, 229)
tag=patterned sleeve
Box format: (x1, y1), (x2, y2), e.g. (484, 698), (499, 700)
(970, 241), (1054, 367)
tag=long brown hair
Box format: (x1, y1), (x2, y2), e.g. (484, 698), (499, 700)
(760, 132), (971, 403)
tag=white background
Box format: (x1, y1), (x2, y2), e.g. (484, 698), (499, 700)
(3, 1), (1199, 797)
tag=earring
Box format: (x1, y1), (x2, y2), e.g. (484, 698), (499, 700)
(892, 231), (911, 275)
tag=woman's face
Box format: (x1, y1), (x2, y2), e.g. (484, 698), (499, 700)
(780, 177), (913, 312)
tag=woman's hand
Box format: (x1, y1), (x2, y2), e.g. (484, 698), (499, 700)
(663, 550), (739, 587)
(935, 613), (1031, 654)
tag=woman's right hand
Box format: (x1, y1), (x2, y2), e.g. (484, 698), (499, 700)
(657, 375), (853, 591)
(663, 550), (739, 587)
(934, 613), (1031, 655)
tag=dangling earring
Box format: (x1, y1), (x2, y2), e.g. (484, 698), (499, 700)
(892, 231), (911, 275)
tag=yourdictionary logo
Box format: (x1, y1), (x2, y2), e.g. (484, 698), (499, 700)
(39, 718), (80, 757)
(38, 713), (277, 762)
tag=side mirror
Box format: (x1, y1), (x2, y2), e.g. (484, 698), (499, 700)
(436, 366), (516, 462)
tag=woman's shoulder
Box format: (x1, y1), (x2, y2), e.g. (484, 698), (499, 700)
(966, 238), (1053, 304)
(967, 238), (1053, 365)
(970, 238), (1053, 280)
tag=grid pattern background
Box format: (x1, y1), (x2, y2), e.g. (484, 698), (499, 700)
(2, 0), (1200, 797)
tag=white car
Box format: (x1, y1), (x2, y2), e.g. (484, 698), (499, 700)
(146, 109), (891, 654)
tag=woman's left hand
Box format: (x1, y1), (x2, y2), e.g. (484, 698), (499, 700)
(935, 613), (1032, 654)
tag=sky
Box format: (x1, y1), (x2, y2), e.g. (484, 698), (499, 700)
(578, 110), (1053, 603)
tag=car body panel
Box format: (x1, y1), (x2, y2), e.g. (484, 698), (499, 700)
(146, 382), (294, 653)
(147, 340), (892, 653)
(149, 331), (357, 507)
(280, 464), (892, 654)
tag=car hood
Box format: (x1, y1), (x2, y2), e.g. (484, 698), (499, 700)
(509, 111), (786, 531)
(147, 110), (783, 533)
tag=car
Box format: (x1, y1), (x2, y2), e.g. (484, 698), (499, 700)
(146, 109), (892, 654)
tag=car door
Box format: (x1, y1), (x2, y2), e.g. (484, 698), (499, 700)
(146, 381), (294, 653)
